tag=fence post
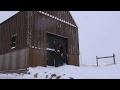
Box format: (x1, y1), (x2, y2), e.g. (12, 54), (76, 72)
(96, 56), (98, 66)
(113, 53), (116, 64)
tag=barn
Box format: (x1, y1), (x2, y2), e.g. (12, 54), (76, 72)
(0, 11), (79, 72)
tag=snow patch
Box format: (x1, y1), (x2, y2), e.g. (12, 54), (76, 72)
(46, 48), (55, 51)
(11, 47), (15, 49)
(0, 64), (120, 79)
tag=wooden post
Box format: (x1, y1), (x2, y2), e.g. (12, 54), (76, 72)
(96, 56), (98, 66)
(113, 53), (116, 64)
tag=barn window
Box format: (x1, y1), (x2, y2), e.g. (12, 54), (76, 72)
(11, 34), (17, 49)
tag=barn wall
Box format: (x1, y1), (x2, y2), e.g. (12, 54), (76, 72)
(0, 11), (28, 55)
(0, 11), (79, 68)
(0, 48), (47, 71)
(33, 11), (79, 66)
(42, 11), (77, 27)
(0, 26), (2, 54)
(27, 48), (47, 67)
(0, 49), (28, 71)
(68, 54), (79, 66)
(26, 11), (47, 67)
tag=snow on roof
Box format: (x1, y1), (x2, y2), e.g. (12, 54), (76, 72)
(38, 11), (77, 28)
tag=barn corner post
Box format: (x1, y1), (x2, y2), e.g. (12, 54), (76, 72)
(113, 53), (116, 65)
(77, 26), (80, 67)
(96, 56), (98, 66)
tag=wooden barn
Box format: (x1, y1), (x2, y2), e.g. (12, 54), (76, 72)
(0, 11), (79, 72)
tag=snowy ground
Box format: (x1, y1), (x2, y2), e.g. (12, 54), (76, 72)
(0, 63), (120, 79)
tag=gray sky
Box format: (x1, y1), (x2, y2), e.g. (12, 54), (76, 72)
(1, 11), (120, 65)
(70, 11), (120, 65)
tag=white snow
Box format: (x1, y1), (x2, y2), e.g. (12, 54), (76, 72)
(0, 63), (120, 79)
(12, 34), (17, 37)
(46, 48), (55, 51)
(38, 11), (76, 27)
(11, 47), (16, 49)
(1, 11), (120, 79)
(32, 46), (34, 48)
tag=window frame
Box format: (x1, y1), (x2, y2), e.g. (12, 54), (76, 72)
(11, 34), (17, 49)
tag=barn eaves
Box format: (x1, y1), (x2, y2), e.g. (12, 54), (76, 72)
(38, 11), (77, 27)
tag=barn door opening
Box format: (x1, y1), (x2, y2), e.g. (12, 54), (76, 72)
(47, 33), (68, 66)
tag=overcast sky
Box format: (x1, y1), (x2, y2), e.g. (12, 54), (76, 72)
(0, 11), (120, 65)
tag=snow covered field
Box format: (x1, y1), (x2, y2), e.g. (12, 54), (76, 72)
(0, 11), (120, 79)
(0, 63), (120, 79)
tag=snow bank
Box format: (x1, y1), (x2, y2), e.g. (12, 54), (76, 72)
(0, 64), (120, 79)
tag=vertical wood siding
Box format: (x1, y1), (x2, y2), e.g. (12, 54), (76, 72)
(0, 11), (28, 55)
(33, 11), (79, 66)
(28, 48), (46, 67)
(0, 11), (79, 69)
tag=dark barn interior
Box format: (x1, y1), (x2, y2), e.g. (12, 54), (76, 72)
(47, 33), (68, 66)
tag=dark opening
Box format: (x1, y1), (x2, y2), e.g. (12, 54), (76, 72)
(11, 35), (16, 48)
(47, 33), (68, 66)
